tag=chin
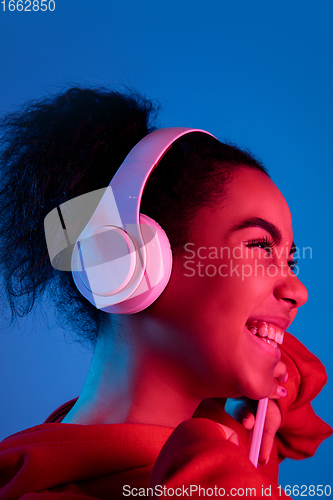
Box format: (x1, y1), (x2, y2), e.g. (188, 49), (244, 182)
(240, 377), (274, 401)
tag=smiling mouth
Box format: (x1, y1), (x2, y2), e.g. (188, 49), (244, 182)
(245, 320), (285, 349)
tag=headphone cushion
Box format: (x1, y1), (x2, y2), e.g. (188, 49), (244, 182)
(103, 214), (173, 314)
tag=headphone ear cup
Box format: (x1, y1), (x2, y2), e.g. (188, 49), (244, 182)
(76, 225), (137, 298)
(103, 214), (172, 314)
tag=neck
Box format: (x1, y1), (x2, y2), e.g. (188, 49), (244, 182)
(62, 318), (202, 428)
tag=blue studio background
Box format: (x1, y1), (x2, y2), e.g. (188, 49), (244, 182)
(1, 0), (332, 489)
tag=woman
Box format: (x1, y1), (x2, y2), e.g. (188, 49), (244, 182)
(0, 87), (330, 499)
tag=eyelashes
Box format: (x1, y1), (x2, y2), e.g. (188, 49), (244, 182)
(246, 237), (275, 253)
(246, 237), (298, 270)
(288, 259), (298, 271)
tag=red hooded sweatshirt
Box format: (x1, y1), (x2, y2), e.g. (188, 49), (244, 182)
(0, 333), (331, 499)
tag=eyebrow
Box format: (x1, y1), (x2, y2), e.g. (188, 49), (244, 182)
(231, 217), (296, 255)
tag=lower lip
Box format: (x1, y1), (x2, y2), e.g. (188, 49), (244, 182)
(245, 326), (281, 360)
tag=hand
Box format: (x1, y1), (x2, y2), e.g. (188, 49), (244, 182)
(225, 360), (287, 465)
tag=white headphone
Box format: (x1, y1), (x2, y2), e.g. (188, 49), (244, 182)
(45, 127), (215, 314)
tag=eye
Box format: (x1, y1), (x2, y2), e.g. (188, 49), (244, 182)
(246, 237), (275, 254)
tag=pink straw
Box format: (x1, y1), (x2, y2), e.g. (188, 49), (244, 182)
(249, 397), (268, 467)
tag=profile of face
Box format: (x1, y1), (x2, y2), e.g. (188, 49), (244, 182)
(139, 167), (308, 402)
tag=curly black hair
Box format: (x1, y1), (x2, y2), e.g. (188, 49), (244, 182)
(0, 87), (268, 347)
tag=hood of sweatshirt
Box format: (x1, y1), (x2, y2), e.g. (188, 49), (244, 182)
(0, 411), (173, 500)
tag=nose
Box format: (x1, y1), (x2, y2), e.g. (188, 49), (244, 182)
(274, 269), (308, 309)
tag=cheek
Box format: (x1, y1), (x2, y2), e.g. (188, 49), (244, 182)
(165, 255), (275, 329)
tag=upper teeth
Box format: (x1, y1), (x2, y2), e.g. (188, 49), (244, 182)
(246, 320), (284, 345)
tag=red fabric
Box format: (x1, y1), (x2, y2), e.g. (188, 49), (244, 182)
(275, 332), (332, 460)
(150, 418), (288, 498)
(0, 421), (172, 499)
(0, 333), (331, 499)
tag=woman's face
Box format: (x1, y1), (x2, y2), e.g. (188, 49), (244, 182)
(146, 167), (308, 401)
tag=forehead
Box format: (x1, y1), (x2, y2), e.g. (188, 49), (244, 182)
(193, 167), (293, 243)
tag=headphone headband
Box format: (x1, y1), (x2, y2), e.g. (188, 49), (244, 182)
(102, 127), (215, 226)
